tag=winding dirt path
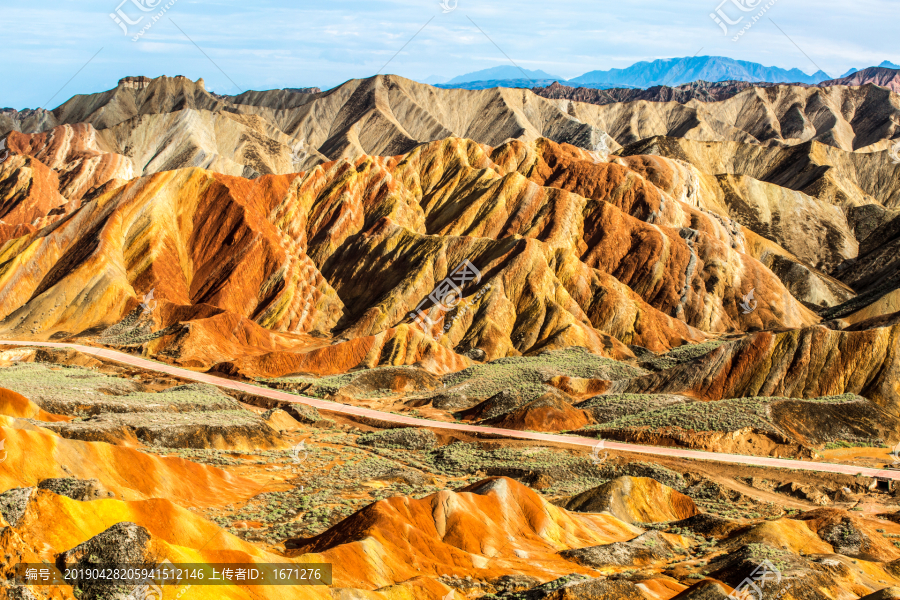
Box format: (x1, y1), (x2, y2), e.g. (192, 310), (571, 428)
(4, 340), (899, 481)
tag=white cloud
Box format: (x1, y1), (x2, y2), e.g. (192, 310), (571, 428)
(0, 0), (897, 108)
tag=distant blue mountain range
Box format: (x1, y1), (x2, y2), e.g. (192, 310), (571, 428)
(425, 56), (898, 90)
(568, 56), (829, 86)
(445, 66), (564, 84)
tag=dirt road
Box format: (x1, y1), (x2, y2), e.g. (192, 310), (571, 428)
(4, 340), (899, 481)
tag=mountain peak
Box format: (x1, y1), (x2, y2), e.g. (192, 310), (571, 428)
(116, 74), (206, 90)
(446, 65), (563, 85)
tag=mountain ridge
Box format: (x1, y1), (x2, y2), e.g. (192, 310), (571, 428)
(427, 56), (900, 91)
(429, 55), (840, 91)
(445, 65), (563, 84)
(569, 55), (830, 87)
(820, 66), (900, 93)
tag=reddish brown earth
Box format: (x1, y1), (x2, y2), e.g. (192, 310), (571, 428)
(821, 67), (900, 93)
(287, 477), (642, 588)
(479, 393), (593, 432)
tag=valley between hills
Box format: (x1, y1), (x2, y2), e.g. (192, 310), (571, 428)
(1, 73), (900, 600)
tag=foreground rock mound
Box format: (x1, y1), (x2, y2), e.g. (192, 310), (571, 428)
(670, 580), (732, 599)
(563, 476), (700, 524)
(37, 478), (110, 502)
(860, 588), (900, 600)
(56, 522), (157, 600)
(488, 573), (655, 599)
(286, 477), (641, 589)
(560, 530), (679, 568)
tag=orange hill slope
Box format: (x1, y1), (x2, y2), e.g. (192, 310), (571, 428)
(288, 476), (681, 590)
(1, 490), (339, 600)
(0, 387), (70, 422)
(0, 136), (822, 376)
(0, 474), (693, 600)
(0, 415), (258, 507)
(0, 414), (699, 600)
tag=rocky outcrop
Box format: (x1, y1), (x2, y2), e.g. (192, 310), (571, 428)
(487, 574), (655, 599)
(563, 476), (699, 524)
(560, 530), (678, 567)
(797, 509), (900, 562)
(532, 80), (772, 106)
(0, 487), (35, 527)
(357, 427), (438, 450)
(37, 478), (111, 501)
(56, 521), (153, 569)
(539, 82), (900, 151)
(820, 67), (900, 93)
(479, 391), (592, 432)
(619, 320), (900, 415)
(56, 522), (157, 600)
(39, 410), (286, 450)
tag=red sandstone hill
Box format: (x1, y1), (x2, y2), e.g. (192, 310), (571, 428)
(0, 133), (827, 379)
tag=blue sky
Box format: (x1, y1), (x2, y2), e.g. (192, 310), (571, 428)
(1, 0), (897, 109)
